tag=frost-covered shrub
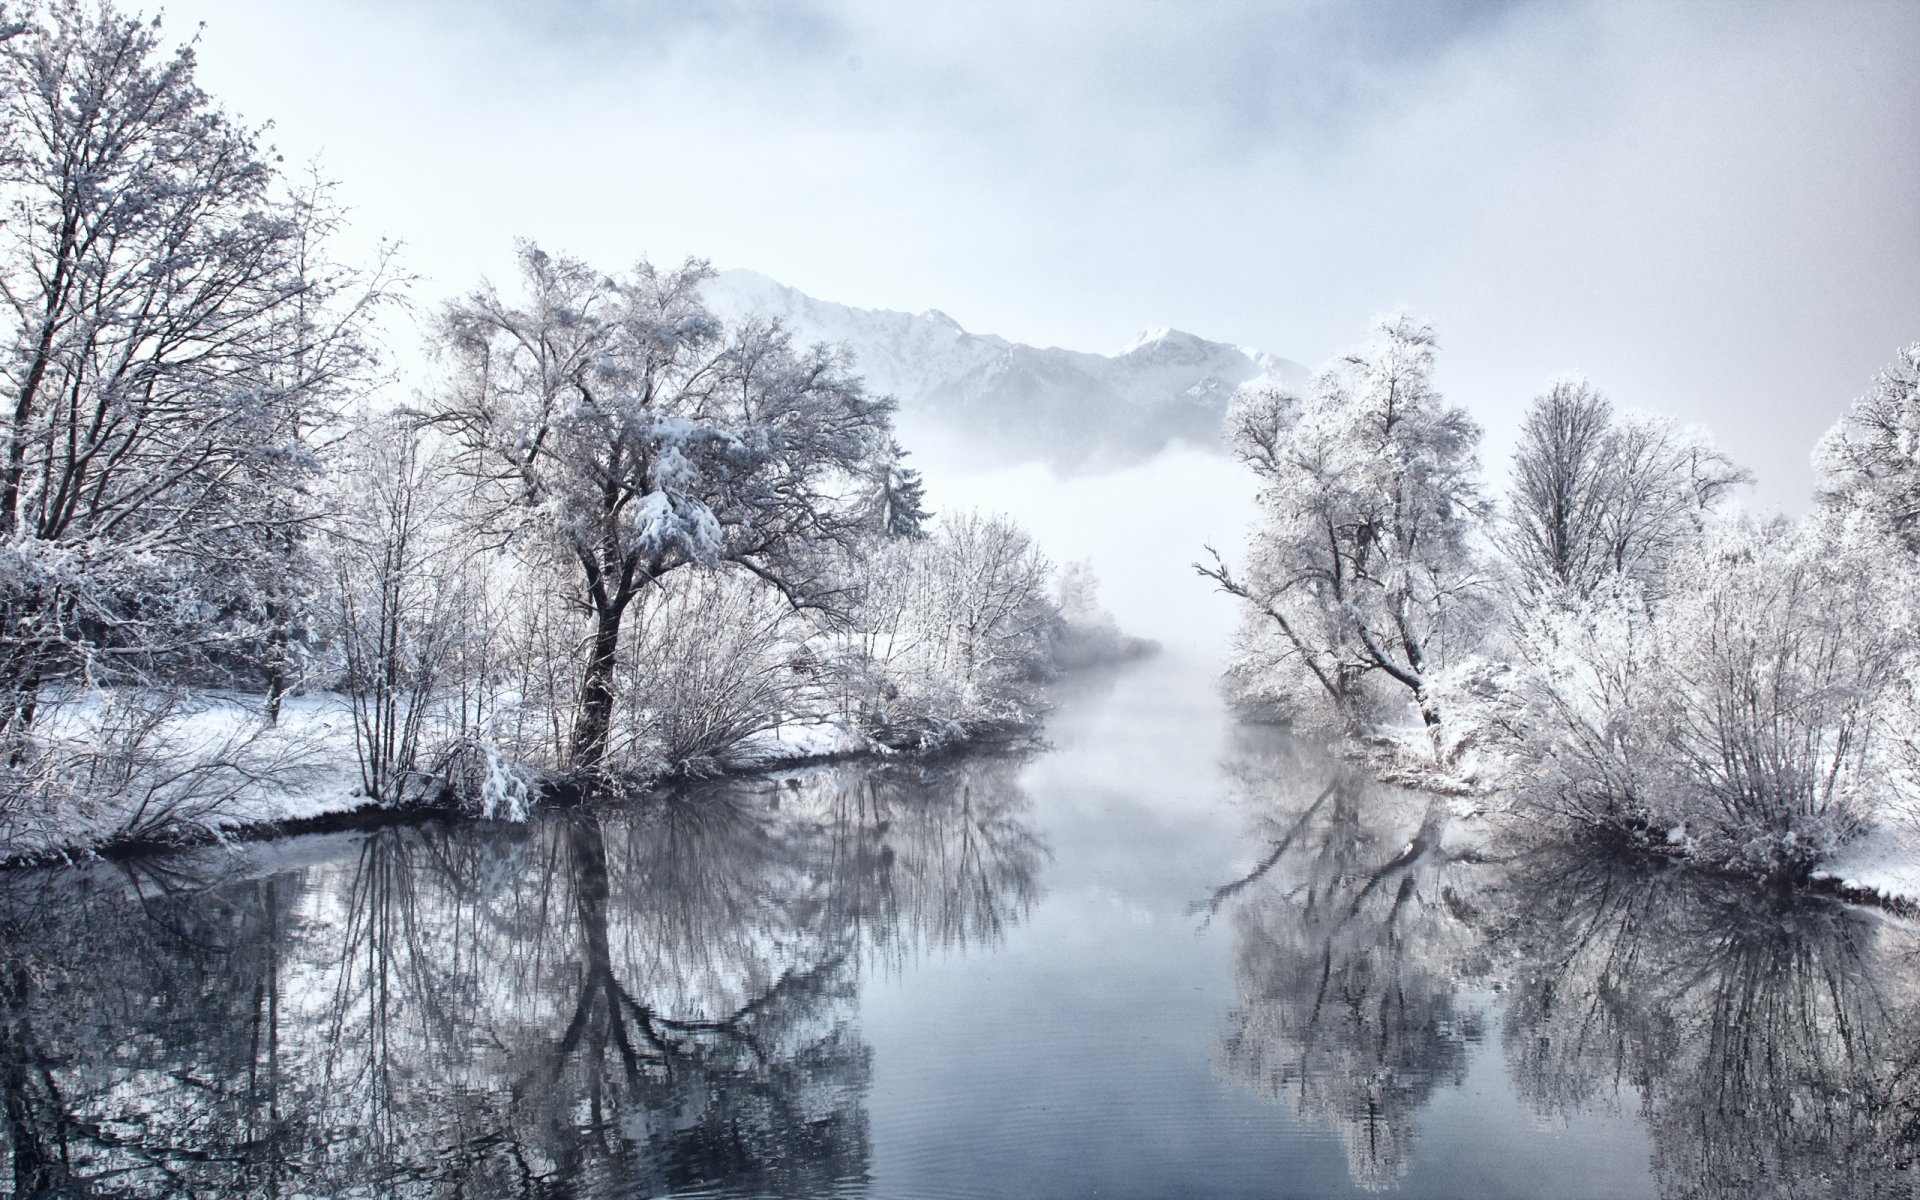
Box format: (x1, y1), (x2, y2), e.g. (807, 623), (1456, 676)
(1502, 580), (1679, 844)
(0, 690), (323, 855)
(431, 733), (535, 821)
(834, 513), (1055, 746)
(611, 571), (807, 775)
(1656, 519), (1906, 874)
(1503, 519), (1911, 877)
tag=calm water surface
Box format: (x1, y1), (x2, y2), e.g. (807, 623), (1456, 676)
(3, 655), (1918, 1198)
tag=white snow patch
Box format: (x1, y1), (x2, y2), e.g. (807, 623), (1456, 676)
(728, 715), (875, 767)
(1815, 822), (1920, 906)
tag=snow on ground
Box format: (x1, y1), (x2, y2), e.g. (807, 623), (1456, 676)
(0, 691), (370, 863)
(728, 715), (874, 767)
(16, 681), (1920, 919)
(1812, 822), (1920, 908)
(1, 689), (894, 864)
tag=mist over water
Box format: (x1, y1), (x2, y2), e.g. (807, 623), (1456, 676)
(903, 422), (1256, 659)
(11, 653), (1915, 1198)
(3, 0), (1917, 1192)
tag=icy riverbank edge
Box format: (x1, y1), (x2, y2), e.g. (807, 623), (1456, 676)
(0, 691), (1045, 869)
(1334, 723), (1920, 916)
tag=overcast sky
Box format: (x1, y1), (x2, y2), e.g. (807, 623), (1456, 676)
(162, 0), (1919, 509)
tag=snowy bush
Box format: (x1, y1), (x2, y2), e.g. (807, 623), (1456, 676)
(833, 513), (1056, 747)
(611, 571), (809, 775)
(1502, 519), (1912, 877)
(432, 732), (536, 821)
(1501, 579), (1680, 845)
(1656, 519), (1907, 874)
(0, 690), (325, 856)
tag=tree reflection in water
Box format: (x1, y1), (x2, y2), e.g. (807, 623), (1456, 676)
(1208, 731), (1920, 1197)
(1492, 852), (1920, 1200)
(1205, 733), (1495, 1191)
(0, 755), (1044, 1197)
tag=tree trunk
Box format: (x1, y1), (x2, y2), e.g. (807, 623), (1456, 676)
(1417, 688), (1445, 761)
(1335, 663), (1366, 733)
(262, 600), (291, 726)
(568, 602), (626, 771)
(1418, 695), (1442, 728)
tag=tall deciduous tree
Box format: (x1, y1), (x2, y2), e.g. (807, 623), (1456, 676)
(1200, 315), (1486, 733)
(429, 243), (892, 771)
(0, 2), (390, 742)
(1505, 378), (1747, 602)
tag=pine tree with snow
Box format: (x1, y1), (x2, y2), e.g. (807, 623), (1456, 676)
(872, 440), (932, 540)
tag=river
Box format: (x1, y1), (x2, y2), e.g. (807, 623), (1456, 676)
(2, 652), (1916, 1198)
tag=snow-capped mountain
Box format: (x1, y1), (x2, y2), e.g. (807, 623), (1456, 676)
(702, 269), (1308, 470)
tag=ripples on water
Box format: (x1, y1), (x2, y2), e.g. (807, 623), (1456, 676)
(1, 656), (1916, 1198)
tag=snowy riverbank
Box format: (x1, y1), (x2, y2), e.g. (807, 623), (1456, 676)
(0, 689), (1045, 868)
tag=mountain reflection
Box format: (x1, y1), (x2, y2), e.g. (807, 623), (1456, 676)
(0, 756), (1045, 1198)
(1208, 735), (1920, 1197)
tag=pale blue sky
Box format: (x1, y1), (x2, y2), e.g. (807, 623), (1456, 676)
(163, 0), (1920, 507)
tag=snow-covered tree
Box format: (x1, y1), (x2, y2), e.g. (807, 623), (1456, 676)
(867, 437), (931, 540)
(831, 511), (1055, 745)
(223, 176), (401, 722)
(323, 415), (482, 803)
(1505, 378), (1747, 601)
(1504, 379), (1612, 598)
(933, 512), (1053, 701)
(1201, 315), (1487, 735)
(428, 243), (893, 771)
(0, 4), (392, 744)
(1814, 340), (1920, 551)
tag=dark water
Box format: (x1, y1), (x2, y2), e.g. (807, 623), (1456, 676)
(3, 655), (1918, 1199)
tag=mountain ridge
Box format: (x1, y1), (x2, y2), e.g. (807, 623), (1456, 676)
(701, 268), (1308, 470)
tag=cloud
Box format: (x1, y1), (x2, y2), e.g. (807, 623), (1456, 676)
(168, 0), (1919, 507)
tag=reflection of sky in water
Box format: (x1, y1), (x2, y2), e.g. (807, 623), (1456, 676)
(862, 652), (1658, 1200)
(3, 652), (1915, 1197)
